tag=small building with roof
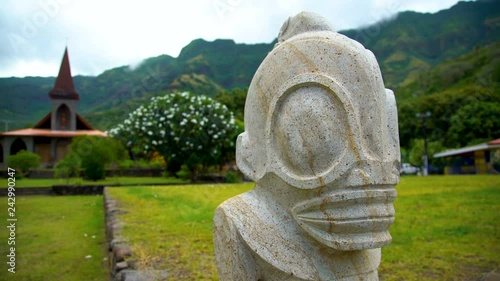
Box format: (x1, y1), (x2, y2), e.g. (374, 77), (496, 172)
(0, 48), (106, 168)
(433, 138), (500, 174)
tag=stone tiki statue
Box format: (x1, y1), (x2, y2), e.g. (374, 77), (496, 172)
(213, 11), (400, 281)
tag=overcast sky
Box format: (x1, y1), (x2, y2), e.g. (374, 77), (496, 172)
(0, 0), (473, 78)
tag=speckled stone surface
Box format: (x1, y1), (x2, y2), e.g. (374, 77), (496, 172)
(214, 11), (400, 281)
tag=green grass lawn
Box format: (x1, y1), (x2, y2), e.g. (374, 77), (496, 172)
(107, 184), (252, 280)
(107, 176), (500, 281)
(0, 196), (108, 281)
(379, 175), (500, 280)
(13, 176), (187, 188)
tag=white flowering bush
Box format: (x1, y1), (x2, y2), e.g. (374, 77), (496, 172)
(109, 92), (238, 173)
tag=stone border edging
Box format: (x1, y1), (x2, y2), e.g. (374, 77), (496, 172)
(104, 187), (168, 281)
(104, 187), (134, 280)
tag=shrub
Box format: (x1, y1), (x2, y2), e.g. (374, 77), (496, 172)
(135, 159), (153, 169)
(109, 92), (239, 178)
(176, 164), (191, 180)
(54, 153), (81, 185)
(7, 150), (41, 177)
(66, 136), (129, 181)
(225, 170), (243, 183)
(84, 158), (106, 181)
(118, 159), (135, 170)
(409, 139), (446, 169)
(149, 160), (164, 169)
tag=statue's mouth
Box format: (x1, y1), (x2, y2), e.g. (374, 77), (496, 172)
(291, 186), (396, 251)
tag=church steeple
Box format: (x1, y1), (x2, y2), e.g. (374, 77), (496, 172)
(49, 47), (79, 100)
(49, 47), (79, 131)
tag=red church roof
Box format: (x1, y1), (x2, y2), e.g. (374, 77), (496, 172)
(48, 47), (79, 100)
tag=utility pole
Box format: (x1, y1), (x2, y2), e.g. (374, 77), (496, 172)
(1, 120), (12, 132)
(416, 112), (432, 176)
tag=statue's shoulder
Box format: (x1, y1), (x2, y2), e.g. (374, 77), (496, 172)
(214, 189), (319, 280)
(215, 190), (258, 216)
(213, 191), (262, 280)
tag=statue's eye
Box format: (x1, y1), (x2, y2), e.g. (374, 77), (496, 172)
(272, 85), (348, 178)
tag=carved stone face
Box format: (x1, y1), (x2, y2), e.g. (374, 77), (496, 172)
(236, 12), (400, 251)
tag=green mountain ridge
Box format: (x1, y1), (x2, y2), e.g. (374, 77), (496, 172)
(397, 41), (500, 148)
(341, 0), (500, 88)
(0, 0), (498, 147)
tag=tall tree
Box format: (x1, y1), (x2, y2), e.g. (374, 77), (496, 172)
(109, 92), (239, 179)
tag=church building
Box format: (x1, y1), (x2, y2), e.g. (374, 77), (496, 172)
(0, 48), (107, 168)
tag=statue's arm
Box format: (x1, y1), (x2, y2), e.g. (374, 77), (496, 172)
(213, 205), (260, 281)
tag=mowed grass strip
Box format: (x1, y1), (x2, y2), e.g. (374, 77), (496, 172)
(108, 176), (499, 280)
(380, 175), (500, 281)
(14, 176), (187, 188)
(0, 195), (108, 281)
(107, 184), (252, 280)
